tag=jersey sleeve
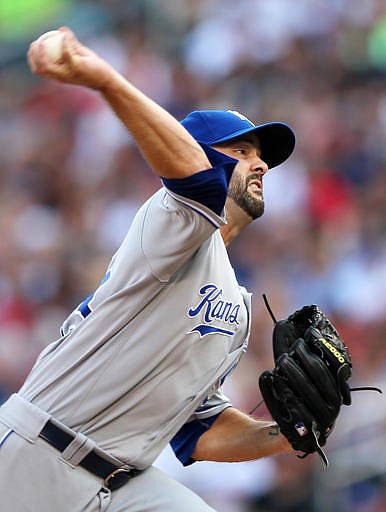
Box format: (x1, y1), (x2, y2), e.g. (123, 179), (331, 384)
(140, 145), (237, 282)
(161, 143), (237, 216)
(170, 389), (232, 466)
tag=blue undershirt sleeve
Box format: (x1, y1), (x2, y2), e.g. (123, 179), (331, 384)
(170, 407), (231, 466)
(161, 143), (237, 215)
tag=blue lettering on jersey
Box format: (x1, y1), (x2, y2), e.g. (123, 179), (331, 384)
(191, 325), (234, 337)
(188, 284), (240, 337)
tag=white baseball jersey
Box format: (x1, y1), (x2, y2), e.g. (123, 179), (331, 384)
(18, 146), (252, 470)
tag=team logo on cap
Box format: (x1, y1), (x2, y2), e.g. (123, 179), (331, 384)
(227, 110), (254, 126)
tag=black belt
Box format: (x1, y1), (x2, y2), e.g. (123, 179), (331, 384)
(39, 420), (138, 491)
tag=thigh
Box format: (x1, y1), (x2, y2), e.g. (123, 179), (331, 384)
(108, 466), (216, 512)
(0, 422), (107, 512)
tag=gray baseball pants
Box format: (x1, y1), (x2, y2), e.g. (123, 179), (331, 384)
(0, 394), (215, 512)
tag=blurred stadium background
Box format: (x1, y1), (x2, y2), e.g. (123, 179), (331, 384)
(1, 1), (386, 510)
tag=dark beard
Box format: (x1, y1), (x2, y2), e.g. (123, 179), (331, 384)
(228, 172), (265, 220)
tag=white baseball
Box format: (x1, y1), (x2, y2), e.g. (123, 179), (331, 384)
(38, 31), (65, 63)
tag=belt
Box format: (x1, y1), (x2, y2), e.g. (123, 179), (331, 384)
(39, 420), (139, 491)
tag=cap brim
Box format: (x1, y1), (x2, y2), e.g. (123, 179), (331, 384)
(212, 122), (295, 169)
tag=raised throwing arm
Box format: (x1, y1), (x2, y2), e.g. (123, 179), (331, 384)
(27, 27), (211, 179)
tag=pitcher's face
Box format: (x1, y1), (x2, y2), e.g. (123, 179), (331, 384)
(214, 135), (268, 219)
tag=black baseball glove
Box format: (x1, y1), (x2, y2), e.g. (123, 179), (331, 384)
(259, 304), (354, 465)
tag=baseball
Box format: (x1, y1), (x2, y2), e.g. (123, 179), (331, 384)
(38, 31), (65, 63)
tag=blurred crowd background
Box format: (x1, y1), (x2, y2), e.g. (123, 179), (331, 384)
(1, 0), (386, 510)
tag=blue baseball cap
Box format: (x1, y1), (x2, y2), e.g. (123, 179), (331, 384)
(181, 110), (295, 169)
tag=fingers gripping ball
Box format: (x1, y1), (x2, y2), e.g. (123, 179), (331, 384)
(38, 31), (65, 63)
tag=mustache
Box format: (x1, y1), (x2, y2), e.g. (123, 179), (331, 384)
(246, 174), (262, 187)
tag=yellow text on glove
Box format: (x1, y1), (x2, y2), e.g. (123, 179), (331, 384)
(319, 338), (345, 364)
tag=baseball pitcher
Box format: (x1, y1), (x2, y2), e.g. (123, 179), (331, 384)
(0, 27), (378, 512)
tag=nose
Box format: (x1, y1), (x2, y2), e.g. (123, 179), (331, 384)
(250, 155), (269, 175)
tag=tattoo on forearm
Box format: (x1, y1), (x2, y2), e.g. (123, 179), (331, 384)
(268, 424), (280, 436)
